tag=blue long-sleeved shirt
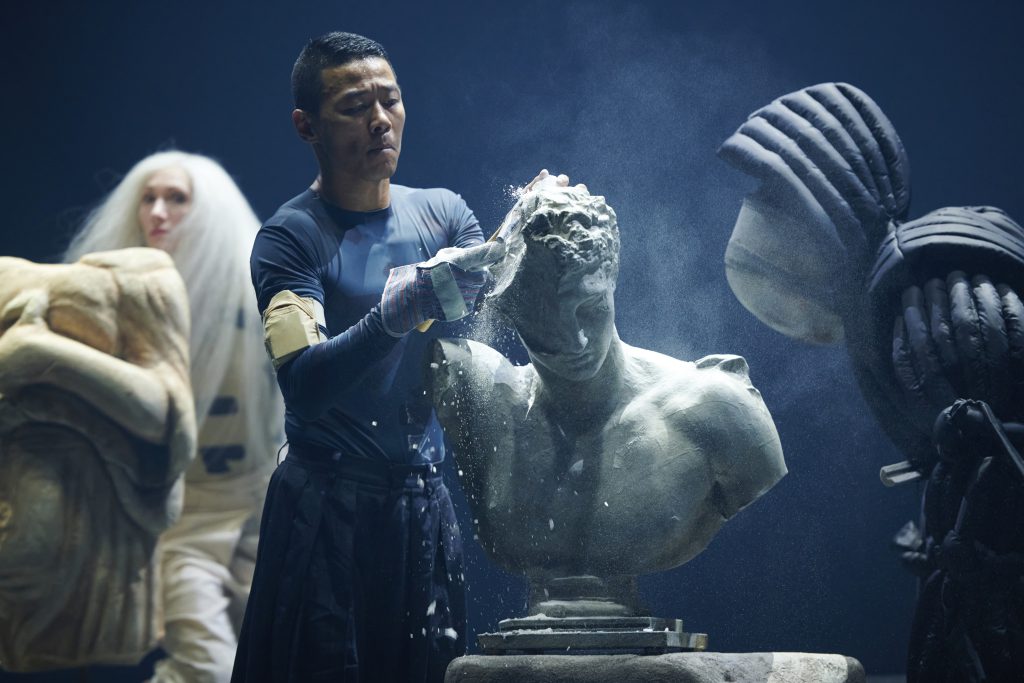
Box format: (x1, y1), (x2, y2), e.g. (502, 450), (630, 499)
(250, 185), (483, 463)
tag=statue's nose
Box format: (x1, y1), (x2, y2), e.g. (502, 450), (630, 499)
(551, 315), (588, 354)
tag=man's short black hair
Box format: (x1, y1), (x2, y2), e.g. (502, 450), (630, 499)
(292, 31), (392, 113)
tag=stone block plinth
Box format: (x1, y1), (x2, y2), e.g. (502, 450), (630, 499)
(444, 652), (865, 683)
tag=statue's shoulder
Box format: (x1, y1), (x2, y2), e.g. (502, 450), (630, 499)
(77, 247), (176, 276)
(632, 348), (767, 418)
(433, 337), (512, 370)
(625, 347), (753, 394)
(430, 338), (531, 398)
(77, 248), (185, 307)
(643, 349), (786, 516)
(688, 354), (773, 414)
(0, 255), (32, 270)
(692, 353), (755, 389)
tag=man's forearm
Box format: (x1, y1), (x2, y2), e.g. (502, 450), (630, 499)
(276, 304), (399, 420)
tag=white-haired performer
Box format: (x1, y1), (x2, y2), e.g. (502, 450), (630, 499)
(66, 151), (285, 683)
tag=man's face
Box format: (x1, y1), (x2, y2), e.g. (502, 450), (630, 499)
(516, 269), (617, 382)
(311, 57), (405, 183)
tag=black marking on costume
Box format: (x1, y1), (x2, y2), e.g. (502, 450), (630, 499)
(209, 396), (239, 416)
(201, 445), (246, 473)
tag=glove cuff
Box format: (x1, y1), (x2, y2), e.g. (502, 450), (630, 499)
(381, 265), (428, 337)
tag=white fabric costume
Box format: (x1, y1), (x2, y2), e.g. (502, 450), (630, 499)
(153, 316), (281, 683)
(64, 151), (284, 682)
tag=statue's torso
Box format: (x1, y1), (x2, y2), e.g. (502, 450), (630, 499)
(479, 388), (719, 575)
(435, 340), (784, 576)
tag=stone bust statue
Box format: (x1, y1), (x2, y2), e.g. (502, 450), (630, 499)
(429, 185), (787, 614)
(0, 248), (195, 671)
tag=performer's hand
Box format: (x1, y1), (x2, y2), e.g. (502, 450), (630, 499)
(380, 242), (506, 336)
(523, 169), (586, 194)
(490, 171), (589, 246)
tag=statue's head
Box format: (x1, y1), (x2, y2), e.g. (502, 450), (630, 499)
(488, 185), (621, 381)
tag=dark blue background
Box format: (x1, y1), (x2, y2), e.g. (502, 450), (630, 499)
(3, 0), (1023, 679)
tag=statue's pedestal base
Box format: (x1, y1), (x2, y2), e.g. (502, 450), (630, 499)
(478, 616), (707, 654)
(445, 652), (865, 683)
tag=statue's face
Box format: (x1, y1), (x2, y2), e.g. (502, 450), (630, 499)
(488, 185), (620, 382)
(517, 267), (616, 381)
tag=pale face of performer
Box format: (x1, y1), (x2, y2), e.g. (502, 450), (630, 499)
(311, 57), (405, 184)
(138, 167), (192, 252)
(518, 268), (617, 382)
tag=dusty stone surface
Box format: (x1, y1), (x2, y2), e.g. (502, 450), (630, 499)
(445, 652), (866, 683)
(429, 186), (786, 587)
(0, 249), (195, 671)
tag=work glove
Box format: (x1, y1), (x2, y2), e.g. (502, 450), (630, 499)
(380, 241), (506, 336)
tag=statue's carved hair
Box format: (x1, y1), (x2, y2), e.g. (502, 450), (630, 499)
(489, 186), (620, 314)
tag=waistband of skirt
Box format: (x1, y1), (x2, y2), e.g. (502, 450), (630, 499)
(285, 443), (443, 490)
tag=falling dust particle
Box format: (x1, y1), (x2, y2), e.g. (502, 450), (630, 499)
(603, 501), (609, 507)
(549, 519), (555, 530)
(444, 627), (459, 640)
(426, 600), (437, 616)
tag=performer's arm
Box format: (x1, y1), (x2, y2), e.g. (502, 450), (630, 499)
(252, 224), (399, 420)
(446, 190), (485, 249)
(275, 305), (397, 420)
(254, 193), (493, 420)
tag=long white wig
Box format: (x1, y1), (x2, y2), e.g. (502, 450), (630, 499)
(66, 151), (283, 467)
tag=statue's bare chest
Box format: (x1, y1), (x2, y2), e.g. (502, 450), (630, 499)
(467, 402), (711, 573)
